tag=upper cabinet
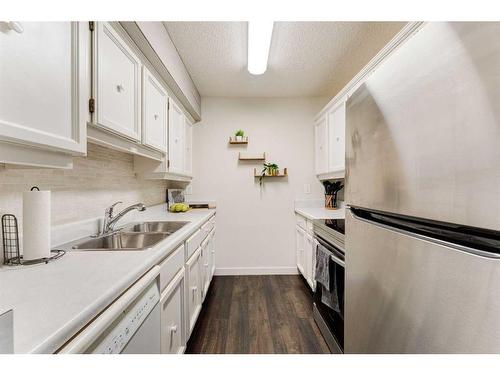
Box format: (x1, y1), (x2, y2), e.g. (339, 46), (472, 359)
(168, 100), (185, 175)
(134, 98), (194, 181)
(184, 117), (193, 176)
(0, 22), (89, 168)
(314, 98), (346, 179)
(327, 101), (346, 173)
(142, 66), (168, 152)
(314, 115), (329, 175)
(93, 22), (142, 141)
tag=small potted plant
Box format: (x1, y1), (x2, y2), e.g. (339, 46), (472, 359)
(260, 163), (279, 185)
(235, 129), (245, 142)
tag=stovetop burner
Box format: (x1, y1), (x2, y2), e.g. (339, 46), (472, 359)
(324, 219), (345, 235)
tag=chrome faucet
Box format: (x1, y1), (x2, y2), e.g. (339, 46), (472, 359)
(101, 202), (146, 235)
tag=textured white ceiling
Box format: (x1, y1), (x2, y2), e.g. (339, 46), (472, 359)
(163, 21), (406, 97)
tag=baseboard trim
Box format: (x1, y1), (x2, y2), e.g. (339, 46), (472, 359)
(214, 267), (299, 276)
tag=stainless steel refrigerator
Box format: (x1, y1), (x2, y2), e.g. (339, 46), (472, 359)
(345, 22), (500, 353)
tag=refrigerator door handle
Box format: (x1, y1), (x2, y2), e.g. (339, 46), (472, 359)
(348, 207), (500, 260)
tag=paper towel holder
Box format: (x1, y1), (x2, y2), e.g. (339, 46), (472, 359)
(2, 213), (65, 265)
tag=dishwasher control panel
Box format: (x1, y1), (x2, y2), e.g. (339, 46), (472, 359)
(91, 280), (160, 354)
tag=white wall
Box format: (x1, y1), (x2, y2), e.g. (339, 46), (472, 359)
(190, 97), (327, 275)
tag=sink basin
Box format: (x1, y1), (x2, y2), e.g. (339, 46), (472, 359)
(69, 232), (169, 251)
(122, 221), (188, 234)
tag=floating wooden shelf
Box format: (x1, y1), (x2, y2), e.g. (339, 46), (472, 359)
(229, 136), (248, 145)
(239, 152), (266, 161)
(254, 168), (288, 177)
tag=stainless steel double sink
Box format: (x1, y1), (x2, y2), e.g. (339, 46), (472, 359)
(61, 221), (189, 251)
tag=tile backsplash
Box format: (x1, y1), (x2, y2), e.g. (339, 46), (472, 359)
(0, 143), (174, 227)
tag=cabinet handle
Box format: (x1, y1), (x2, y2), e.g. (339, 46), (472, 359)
(8, 22), (24, 33)
(116, 84), (125, 93)
(170, 325), (178, 334)
(191, 286), (197, 292)
(204, 263), (209, 267)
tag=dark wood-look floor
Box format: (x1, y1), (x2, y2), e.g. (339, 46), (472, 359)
(186, 275), (330, 354)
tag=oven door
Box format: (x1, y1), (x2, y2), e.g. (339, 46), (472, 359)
(313, 235), (345, 353)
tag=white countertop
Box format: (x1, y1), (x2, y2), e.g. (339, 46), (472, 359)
(294, 206), (345, 220)
(0, 205), (215, 354)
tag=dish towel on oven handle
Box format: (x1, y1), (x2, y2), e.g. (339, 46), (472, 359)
(315, 242), (341, 314)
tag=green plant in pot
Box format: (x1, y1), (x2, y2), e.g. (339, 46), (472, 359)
(235, 129), (245, 142)
(260, 162), (279, 185)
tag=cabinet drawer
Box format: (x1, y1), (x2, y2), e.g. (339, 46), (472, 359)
(201, 220), (214, 235)
(185, 229), (203, 259)
(296, 214), (307, 230)
(159, 244), (184, 292)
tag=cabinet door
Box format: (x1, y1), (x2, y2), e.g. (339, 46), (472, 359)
(201, 237), (210, 301)
(168, 99), (185, 174)
(160, 270), (185, 354)
(305, 233), (314, 290)
(296, 227), (306, 275)
(209, 230), (216, 280)
(184, 117), (193, 176)
(328, 100), (346, 172)
(142, 67), (168, 152)
(95, 22), (141, 141)
(315, 115), (328, 175)
(185, 247), (202, 336)
(0, 22), (87, 154)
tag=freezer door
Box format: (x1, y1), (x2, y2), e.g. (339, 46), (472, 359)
(345, 208), (500, 353)
(346, 22), (500, 231)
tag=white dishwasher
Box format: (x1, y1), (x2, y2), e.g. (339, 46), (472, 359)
(60, 266), (161, 354)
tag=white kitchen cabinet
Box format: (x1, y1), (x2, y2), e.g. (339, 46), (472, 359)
(160, 269), (186, 354)
(93, 22), (142, 141)
(209, 229), (216, 280)
(201, 237), (210, 302)
(185, 246), (202, 337)
(296, 214), (316, 291)
(314, 115), (328, 175)
(296, 226), (306, 275)
(314, 98), (346, 179)
(327, 101), (346, 173)
(142, 66), (168, 153)
(184, 116), (193, 176)
(304, 233), (315, 290)
(0, 22), (89, 167)
(168, 99), (185, 174)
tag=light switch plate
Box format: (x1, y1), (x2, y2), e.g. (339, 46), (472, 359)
(304, 184), (311, 194)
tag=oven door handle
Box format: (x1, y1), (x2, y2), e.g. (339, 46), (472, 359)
(329, 252), (345, 267)
(315, 236), (345, 267)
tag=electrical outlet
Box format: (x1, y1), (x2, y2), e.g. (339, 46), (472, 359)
(304, 184), (311, 194)
(185, 185), (193, 195)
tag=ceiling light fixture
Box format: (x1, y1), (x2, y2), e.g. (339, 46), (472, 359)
(247, 21), (274, 75)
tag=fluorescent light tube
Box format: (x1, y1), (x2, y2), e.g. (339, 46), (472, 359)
(247, 21), (274, 75)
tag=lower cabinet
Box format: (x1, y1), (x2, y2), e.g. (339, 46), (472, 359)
(209, 229), (216, 281)
(160, 269), (185, 354)
(296, 226), (306, 275)
(304, 233), (315, 290)
(296, 214), (315, 291)
(185, 246), (202, 337)
(201, 237), (211, 301)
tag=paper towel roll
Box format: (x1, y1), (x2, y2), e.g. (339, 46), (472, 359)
(23, 189), (51, 261)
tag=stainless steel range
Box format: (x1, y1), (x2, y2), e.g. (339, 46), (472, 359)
(312, 219), (345, 353)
